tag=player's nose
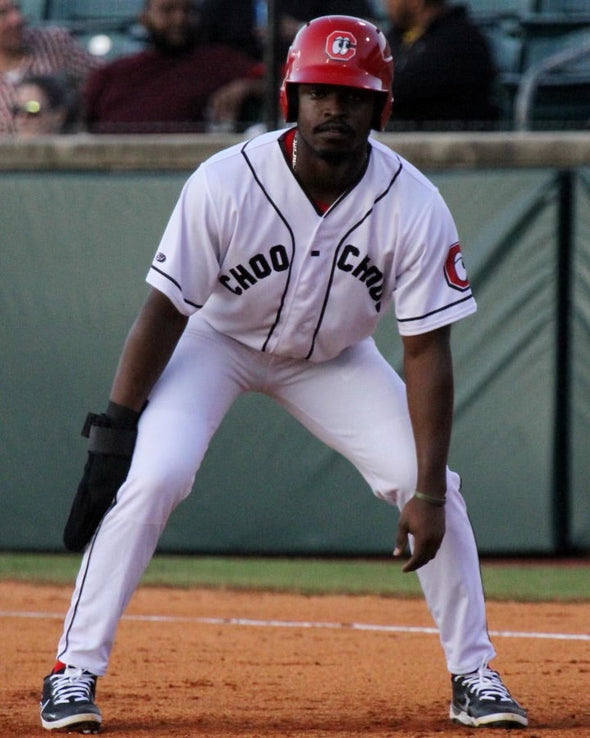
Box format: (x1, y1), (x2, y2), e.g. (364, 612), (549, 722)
(321, 92), (349, 117)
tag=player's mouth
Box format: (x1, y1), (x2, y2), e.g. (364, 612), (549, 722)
(313, 124), (356, 150)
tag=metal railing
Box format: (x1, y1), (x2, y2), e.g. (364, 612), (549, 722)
(514, 39), (590, 129)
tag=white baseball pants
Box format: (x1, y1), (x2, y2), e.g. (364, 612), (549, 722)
(57, 313), (495, 676)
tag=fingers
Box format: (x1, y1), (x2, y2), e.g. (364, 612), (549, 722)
(393, 519), (408, 560)
(393, 536), (437, 573)
(393, 499), (446, 573)
(401, 545), (437, 573)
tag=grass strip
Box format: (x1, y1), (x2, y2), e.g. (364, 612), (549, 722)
(1, 553), (589, 601)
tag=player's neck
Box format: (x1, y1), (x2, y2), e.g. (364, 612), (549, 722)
(292, 131), (369, 206)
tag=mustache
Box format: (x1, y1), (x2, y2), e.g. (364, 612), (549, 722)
(314, 120), (355, 135)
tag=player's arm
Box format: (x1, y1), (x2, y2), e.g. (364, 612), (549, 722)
(109, 287), (189, 412)
(394, 324), (453, 572)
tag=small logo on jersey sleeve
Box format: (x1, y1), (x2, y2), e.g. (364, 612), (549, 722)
(326, 31), (357, 61)
(155, 252), (167, 263)
(444, 243), (470, 292)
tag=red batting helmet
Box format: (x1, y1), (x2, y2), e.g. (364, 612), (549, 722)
(279, 15), (394, 131)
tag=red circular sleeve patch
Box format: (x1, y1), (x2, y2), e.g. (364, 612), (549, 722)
(444, 243), (470, 291)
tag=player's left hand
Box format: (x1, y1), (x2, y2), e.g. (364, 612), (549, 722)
(393, 495), (446, 573)
(63, 408), (138, 552)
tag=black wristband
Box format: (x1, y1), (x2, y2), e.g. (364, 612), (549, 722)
(106, 401), (140, 428)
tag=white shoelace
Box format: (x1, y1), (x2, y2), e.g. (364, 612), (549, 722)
(50, 667), (95, 705)
(458, 667), (512, 702)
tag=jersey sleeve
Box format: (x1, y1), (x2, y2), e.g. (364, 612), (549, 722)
(393, 188), (477, 335)
(146, 168), (222, 315)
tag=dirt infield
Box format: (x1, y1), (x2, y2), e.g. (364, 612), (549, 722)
(2, 581), (589, 737)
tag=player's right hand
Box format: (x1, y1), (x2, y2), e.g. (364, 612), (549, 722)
(393, 495), (446, 572)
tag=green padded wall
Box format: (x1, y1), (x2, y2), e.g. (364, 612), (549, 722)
(0, 168), (583, 554)
(571, 169), (590, 550)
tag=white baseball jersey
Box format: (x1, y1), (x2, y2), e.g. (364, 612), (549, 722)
(147, 128), (476, 362)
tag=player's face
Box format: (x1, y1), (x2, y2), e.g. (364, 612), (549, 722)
(296, 84), (376, 163)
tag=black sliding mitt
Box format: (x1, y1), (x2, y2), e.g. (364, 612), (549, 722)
(63, 404), (139, 552)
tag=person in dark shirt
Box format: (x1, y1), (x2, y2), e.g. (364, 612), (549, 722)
(83, 0), (257, 133)
(384, 0), (499, 130)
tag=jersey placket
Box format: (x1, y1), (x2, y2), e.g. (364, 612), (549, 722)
(268, 217), (346, 360)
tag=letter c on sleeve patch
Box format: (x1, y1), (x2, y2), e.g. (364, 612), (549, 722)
(444, 243), (470, 291)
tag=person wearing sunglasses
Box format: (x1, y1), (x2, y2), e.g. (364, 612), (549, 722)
(12, 73), (79, 136)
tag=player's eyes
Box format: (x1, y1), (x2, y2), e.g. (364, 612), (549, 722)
(306, 87), (368, 106)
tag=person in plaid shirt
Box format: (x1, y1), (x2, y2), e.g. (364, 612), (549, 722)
(0, 0), (99, 134)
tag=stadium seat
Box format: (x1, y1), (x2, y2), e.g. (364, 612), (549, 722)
(512, 25), (590, 128)
(537, 0), (590, 13)
(480, 23), (525, 123)
(483, 23), (525, 73)
(20, 0), (47, 21)
(515, 73), (590, 129)
(463, 0), (538, 22)
(518, 15), (590, 68)
(46, 0), (143, 23)
(481, 8), (590, 128)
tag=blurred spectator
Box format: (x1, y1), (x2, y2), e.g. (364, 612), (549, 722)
(198, 0), (265, 61)
(83, 0), (259, 133)
(384, 0), (499, 130)
(0, 0), (100, 134)
(204, 0), (376, 131)
(13, 73), (80, 136)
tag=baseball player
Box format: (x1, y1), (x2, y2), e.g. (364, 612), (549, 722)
(40, 15), (527, 733)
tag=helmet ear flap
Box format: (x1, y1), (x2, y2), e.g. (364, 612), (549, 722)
(285, 86), (298, 123)
(372, 93), (388, 131)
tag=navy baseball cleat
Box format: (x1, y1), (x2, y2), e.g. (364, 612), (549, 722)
(40, 665), (102, 733)
(450, 666), (528, 728)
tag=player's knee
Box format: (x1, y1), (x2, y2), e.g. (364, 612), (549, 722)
(373, 468), (463, 510)
(117, 467), (195, 522)
(372, 487), (399, 506)
(372, 479), (414, 508)
(369, 461), (417, 508)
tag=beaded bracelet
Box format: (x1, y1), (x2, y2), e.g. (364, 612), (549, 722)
(413, 491), (446, 507)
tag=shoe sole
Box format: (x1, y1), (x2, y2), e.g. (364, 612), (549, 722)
(40, 714), (102, 733)
(450, 704), (528, 728)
